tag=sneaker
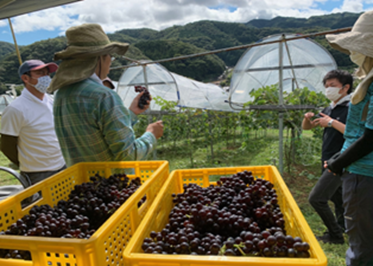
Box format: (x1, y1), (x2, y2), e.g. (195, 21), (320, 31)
(316, 232), (344, 244)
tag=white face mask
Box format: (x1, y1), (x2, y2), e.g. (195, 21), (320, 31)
(29, 75), (51, 94)
(350, 51), (366, 67)
(325, 86), (342, 102)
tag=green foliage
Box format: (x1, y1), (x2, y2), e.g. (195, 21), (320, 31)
(245, 85), (329, 172)
(153, 96), (178, 111)
(114, 28), (158, 41)
(0, 41), (15, 62)
(246, 85), (328, 129)
(0, 38), (68, 84)
(0, 83), (8, 95)
(246, 12), (360, 29)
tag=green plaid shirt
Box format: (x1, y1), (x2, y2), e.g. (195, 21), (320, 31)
(54, 78), (156, 166)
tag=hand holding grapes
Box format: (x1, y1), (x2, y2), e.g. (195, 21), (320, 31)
(130, 91), (152, 115)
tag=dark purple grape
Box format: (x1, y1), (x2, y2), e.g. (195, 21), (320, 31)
(134, 86), (151, 109)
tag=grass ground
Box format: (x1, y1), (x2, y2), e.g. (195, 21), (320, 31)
(0, 128), (348, 265)
(0, 151), (21, 186)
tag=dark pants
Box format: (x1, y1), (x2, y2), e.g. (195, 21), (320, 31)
(308, 169), (345, 239)
(19, 165), (66, 207)
(21, 165), (67, 186)
(342, 173), (373, 266)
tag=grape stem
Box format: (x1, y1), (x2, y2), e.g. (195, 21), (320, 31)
(233, 244), (246, 256)
(219, 244), (226, 255)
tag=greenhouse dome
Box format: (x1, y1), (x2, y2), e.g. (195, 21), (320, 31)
(117, 62), (233, 112)
(228, 34), (337, 109)
(0, 94), (14, 115)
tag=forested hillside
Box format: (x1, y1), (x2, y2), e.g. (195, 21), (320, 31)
(0, 12), (360, 84)
(0, 41), (14, 62)
(246, 12), (361, 29)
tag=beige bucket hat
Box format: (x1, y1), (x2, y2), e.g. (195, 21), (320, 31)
(48, 23), (129, 93)
(326, 11), (373, 104)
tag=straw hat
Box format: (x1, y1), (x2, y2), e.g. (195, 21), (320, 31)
(326, 11), (373, 104)
(48, 23), (129, 92)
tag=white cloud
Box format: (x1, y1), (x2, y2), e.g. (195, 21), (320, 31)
(331, 0), (364, 12)
(0, 20), (7, 27)
(0, 0), (368, 36)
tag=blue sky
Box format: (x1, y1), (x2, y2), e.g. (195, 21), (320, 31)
(317, 0), (344, 11)
(1, 28), (62, 46)
(0, 0), (372, 46)
(318, 0), (372, 11)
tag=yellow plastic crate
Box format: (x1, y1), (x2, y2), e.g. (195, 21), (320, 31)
(123, 165), (327, 266)
(0, 160), (169, 266)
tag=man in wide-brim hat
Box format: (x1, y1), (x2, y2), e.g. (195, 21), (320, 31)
(325, 10), (373, 266)
(51, 23), (163, 166)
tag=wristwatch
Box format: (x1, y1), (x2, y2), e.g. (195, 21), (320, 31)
(328, 119), (334, 128)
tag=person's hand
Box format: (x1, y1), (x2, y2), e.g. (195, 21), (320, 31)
(323, 160), (336, 175)
(146, 121), (164, 139)
(303, 112), (318, 127)
(129, 91), (152, 115)
(324, 152), (343, 176)
(313, 113), (332, 128)
(304, 112), (315, 121)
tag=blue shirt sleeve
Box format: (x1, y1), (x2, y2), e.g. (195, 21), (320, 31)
(365, 84), (373, 130)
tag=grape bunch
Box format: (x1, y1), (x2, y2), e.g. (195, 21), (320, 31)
(134, 85), (151, 109)
(141, 171), (311, 258)
(0, 173), (144, 261)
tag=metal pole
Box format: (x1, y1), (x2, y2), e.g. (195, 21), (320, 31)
(278, 35), (285, 174)
(142, 65), (157, 160)
(284, 40), (300, 89)
(8, 18), (22, 65)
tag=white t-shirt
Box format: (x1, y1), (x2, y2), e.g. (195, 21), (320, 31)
(0, 88), (65, 172)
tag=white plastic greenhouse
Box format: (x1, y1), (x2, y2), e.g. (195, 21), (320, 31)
(228, 34), (337, 109)
(116, 62), (233, 112)
(0, 94), (14, 115)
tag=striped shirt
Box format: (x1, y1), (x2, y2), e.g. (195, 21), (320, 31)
(53, 78), (156, 166)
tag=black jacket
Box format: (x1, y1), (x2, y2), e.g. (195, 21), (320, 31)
(321, 100), (349, 163)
